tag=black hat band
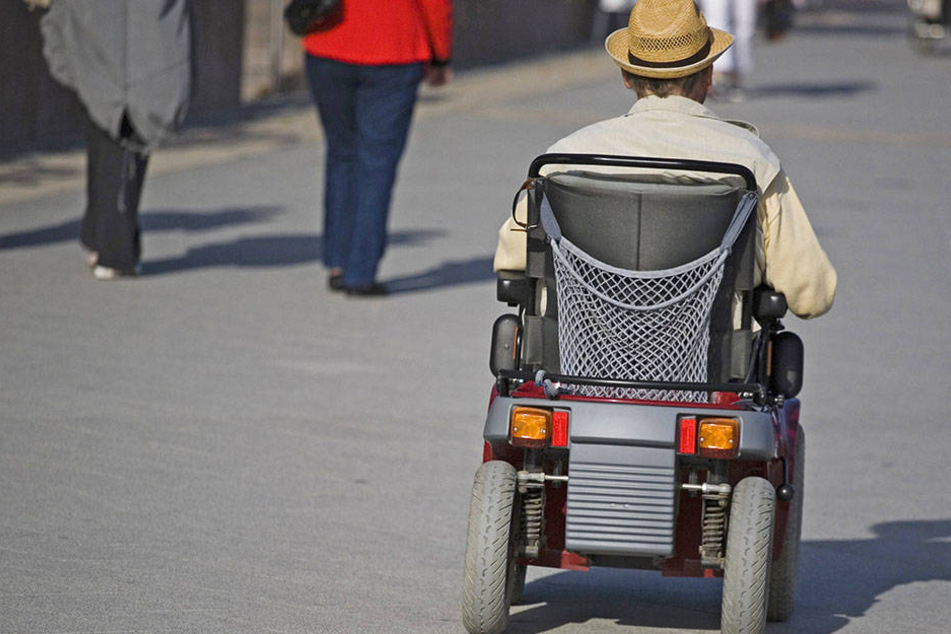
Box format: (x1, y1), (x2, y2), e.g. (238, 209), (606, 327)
(627, 33), (712, 69)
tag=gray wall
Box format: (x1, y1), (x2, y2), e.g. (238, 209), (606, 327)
(454, 0), (596, 69)
(0, 0), (598, 151)
(0, 4), (80, 150)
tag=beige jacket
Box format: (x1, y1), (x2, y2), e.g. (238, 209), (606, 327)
(494, 95), (837, 319)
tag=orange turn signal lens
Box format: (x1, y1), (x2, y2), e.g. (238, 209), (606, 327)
(510, 407), (551, 447)
(698, 417), (739, 458)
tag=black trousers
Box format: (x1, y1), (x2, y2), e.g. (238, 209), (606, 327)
(81, 114), (150, 271)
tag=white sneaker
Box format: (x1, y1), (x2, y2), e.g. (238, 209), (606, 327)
(92, 264), (140, 280)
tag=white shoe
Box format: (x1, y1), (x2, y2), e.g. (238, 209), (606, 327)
(85, 251), (98, 269)
(92, 264), (140, 280)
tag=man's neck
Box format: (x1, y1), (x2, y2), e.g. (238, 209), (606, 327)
(636, 91), (705, 103)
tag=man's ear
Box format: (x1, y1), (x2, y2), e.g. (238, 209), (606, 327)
(696, 65), (714, 102)
(622, 70), (633, 90)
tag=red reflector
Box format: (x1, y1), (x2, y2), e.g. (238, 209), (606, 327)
(711, 391), (741, 406)
(483, 441), (493, 463)
(551, 411), (569, 447)
(679, 417), (697, 454)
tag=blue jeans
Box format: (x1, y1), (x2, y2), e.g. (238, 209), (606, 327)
(305, 55), (423, 286)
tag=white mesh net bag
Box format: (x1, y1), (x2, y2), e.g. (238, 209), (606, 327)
(540, 192), (756, 402)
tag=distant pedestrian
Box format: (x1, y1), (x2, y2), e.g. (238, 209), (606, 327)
(592, 0), (637, 43)
(764, 0), (796, 42)
(302, 0), (453, 297)
(36, 0), (192, 280)
(701, 0), (756, 101)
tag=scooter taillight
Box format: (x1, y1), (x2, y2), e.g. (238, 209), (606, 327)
(678, 415), (739, 458)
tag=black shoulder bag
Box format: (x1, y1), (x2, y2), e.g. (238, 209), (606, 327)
(284, 0), (341, 36)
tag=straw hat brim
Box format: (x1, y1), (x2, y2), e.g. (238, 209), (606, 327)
(605, 26), (733, 79)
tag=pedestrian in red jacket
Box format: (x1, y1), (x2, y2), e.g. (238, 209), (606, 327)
(304, 0), (453, 296)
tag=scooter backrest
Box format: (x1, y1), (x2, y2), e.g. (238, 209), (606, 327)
(543, 172), (747, 271)
(531, 171), (757, 382)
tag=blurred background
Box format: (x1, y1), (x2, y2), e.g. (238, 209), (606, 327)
(7, 0), (940, 153)
(0, 0), (600, 152)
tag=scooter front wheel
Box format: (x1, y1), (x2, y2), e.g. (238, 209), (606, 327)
(721, 476), (776, 634)
(462, 460), (519, 634)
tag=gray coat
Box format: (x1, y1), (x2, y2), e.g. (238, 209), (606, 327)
(41, 0), (192, 150)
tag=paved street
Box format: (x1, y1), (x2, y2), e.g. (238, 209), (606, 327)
(2, 2), (950, 633)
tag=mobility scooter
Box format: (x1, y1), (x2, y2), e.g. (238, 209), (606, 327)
(462, 154), (806, 634)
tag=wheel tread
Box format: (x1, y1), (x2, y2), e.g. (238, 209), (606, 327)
(462, 461), (517, 634)
(768, 429), (805, 622)
(721, 477), (776, 634)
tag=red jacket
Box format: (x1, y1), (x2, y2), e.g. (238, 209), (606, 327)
(303, 0), (452, 66)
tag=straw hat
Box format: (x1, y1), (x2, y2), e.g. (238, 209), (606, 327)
(605, 0), (733, 79)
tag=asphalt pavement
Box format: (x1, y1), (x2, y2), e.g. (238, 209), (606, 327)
(2, 2), (951, 633)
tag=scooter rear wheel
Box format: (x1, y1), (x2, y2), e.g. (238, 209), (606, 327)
(768, 428), (805, 621)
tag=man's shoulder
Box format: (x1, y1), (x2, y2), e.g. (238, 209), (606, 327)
(722, 118), (761, 137)
(545, 114), (642, 155)
(542, 106), (782, 190)
(546, 111), (772, 156)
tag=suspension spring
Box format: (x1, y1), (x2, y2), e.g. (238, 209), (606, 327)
(700, 491), (730, 568)
(521, 487), (544, 559)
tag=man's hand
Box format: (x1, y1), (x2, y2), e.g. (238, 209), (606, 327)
(424, 64), (453, 87)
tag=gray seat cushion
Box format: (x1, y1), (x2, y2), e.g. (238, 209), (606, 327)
(546, 172), (742, 271)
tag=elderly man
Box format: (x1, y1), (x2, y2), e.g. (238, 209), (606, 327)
(495, 0), (836, 320)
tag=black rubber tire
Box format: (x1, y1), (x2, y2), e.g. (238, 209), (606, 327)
(768, 428), (805, 622)
(721, 476), (776, 634)
(508, 562), (527, 606)
(462, 461), (518, 634)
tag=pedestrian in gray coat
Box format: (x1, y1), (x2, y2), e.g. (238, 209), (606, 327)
(38, 0), (192, 279)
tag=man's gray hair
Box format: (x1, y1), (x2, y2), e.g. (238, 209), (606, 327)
(624, 68), (708, 98)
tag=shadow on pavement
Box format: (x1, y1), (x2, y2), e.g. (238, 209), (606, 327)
(0, 206), (282, 251)
(503, 519), (951, 634)
(145, 234), (323, 274)
(385, 256), (495, 295)
(143, 228), (450, 278)
(750, 80), (878, 99)
(792, 23), (906, 36)
(0, 210), (490, 294)
(141, 208), (284, 231)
